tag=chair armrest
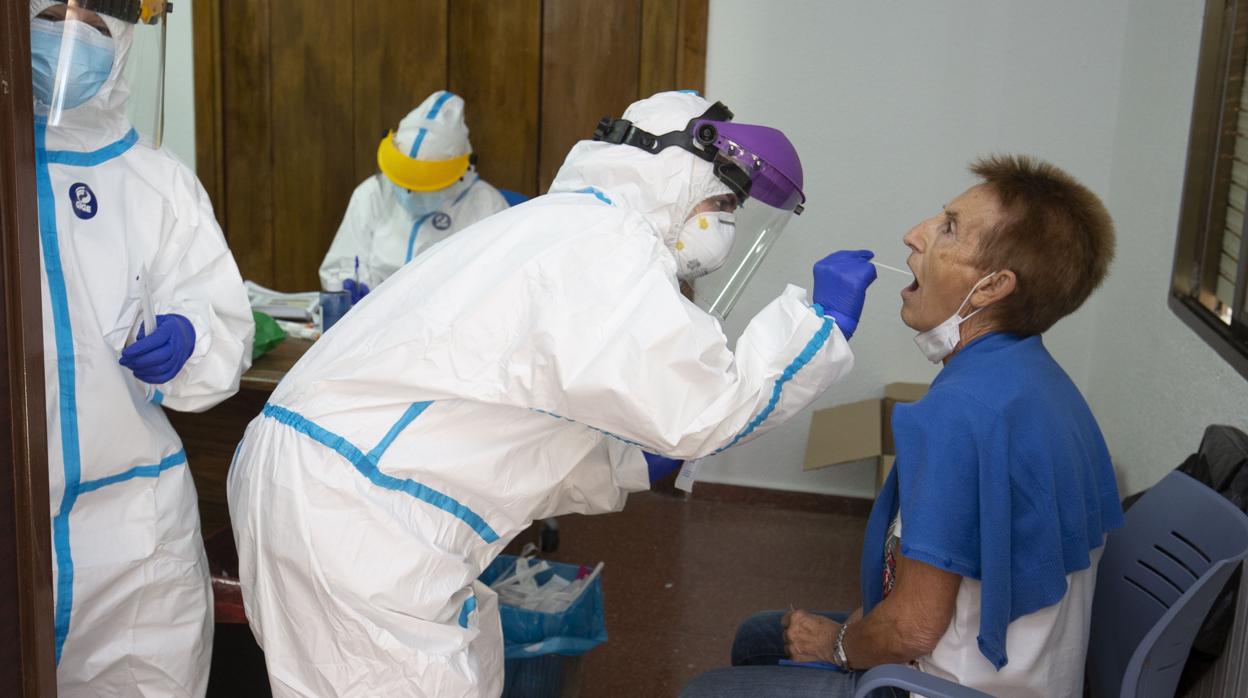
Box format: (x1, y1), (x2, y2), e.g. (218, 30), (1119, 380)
(853, 664), (994, 698)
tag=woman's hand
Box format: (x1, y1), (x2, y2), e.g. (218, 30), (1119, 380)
(781, 609), (840, 664)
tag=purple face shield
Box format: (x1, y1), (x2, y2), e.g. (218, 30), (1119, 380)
(594, 101), (806, 214)
(592, 101), (808, 320)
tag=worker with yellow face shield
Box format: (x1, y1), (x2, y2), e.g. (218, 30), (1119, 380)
(319, 91), (510, 301)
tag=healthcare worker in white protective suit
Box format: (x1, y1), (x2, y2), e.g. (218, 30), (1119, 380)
(228, 91), (878, 696)
(319, 90), (509, 301)
(30, 1), (254, 694)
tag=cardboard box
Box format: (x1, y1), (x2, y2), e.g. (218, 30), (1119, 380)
(803, 382), (929, 492)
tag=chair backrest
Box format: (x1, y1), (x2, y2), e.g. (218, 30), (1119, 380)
(499, 189), (529, 207)
(1087, 471), (1248, 697)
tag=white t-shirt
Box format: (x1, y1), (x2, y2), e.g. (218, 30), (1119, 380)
(889, 516), (1102, 698)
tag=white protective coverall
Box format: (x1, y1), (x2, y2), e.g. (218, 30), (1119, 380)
(319, 91), (509, 290)
(228, 91), (854, 697)
(31, 1), (254, 694)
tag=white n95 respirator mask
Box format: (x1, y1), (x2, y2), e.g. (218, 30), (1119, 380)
(675, 211), (736, 281)
(914, 272), (997, 363)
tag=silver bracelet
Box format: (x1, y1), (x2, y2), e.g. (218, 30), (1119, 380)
(832, 620), (851, 668)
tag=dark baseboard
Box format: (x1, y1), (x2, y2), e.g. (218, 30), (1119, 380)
(653, 479), (874, 517)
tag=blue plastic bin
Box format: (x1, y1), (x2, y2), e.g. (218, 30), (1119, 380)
(479, 554), (607, 697)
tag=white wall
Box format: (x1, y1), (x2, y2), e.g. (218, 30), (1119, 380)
(700, 0), (1133, 497)
(124, 0), (196, 167)
(1088, 0), (1248, 495)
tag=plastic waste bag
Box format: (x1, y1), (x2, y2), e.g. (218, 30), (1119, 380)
(479, 545), (607, 659)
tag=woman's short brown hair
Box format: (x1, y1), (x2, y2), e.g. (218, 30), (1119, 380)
(970, 155), (1115, 335)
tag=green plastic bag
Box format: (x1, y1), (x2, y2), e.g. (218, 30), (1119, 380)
(252, 310), (286, 361)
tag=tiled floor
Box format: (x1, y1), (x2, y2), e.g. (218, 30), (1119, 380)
(512, 486), (870, 697)
(207, 485), (870, 697)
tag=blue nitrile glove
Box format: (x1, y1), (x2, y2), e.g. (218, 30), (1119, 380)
(119, 313), (196, 384)
(342, 278), (370, 304)
(812, 250), (878, 340)
(644, 452), (683, 483)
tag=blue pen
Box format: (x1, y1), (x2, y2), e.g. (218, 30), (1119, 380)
(354, 256), (360, 287)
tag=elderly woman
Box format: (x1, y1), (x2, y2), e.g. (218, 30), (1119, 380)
(682, 155), (1123, 698)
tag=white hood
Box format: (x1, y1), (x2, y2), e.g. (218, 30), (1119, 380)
(31, 0), (135, 150)
(548, 91), (731, 252)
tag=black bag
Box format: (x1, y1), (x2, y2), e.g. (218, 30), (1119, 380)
(1126, 426), (1248, 692)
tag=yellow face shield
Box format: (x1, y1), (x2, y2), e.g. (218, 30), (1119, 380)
(376, 131), (471, 193)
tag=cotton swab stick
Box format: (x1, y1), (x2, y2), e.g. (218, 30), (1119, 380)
(870, 260), (913, 277)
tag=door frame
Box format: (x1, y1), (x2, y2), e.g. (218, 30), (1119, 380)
(0, 1), (59, 694)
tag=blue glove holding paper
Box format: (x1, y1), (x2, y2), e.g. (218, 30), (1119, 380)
(120, 313), (196, 384)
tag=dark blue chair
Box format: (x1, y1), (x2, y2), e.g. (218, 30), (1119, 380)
(499, 189), (529, 207)
(853, 471), (1248, 698)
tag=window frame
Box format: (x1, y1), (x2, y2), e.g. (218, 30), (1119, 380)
(1172, 0), (1248, 381)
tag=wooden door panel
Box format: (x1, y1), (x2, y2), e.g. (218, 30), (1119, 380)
(220, 0), (274, 287)
(199, 0), (707, 287)
(353, 0), (450, 186)
(270, 0), (356, 291)
(449, 0), (542, 196)
(539, 0), (643, 192)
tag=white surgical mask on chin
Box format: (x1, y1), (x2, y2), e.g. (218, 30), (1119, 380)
(914, 272), (997, 363)
(675, 211), (736, 281)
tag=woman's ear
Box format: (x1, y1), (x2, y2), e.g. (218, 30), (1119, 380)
(975, 270), (1017, 307)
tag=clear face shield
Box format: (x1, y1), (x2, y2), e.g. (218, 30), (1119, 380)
(691, 195), (800, 321)
(31, 0), (169, 145)
(123, 0), (170, 147)
(593, 102), (806, 321)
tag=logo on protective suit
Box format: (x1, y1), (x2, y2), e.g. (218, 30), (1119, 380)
(432, 213), (452, 231)
(69, 183), (97, 220)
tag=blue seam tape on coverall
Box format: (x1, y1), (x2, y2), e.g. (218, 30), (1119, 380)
(368, 401), (433, 461)
(533, 309), (833, 460)
(458, 595), (477, 628)
(405, 212), (437, 263)
(403, 176), (482, 264)
(533, 409), (647, 449)
(77, 450), (187, 494)
(44, 128), (138, 166)
(713, 312), (835, 455)
(38, 122), (153, 664)
(575, 187), (613, 205)
(408, 91), (457, 158)
(261, 403), (500, 543)
(452, 176), (479, 205)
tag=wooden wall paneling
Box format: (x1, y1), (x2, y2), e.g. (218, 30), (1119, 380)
(352, 0), (449, 186)
(639, 0), (678, 97)
(676, 0), (709, 95)
(191, 0), (223, 218)
(449, 0), (542, 196)
(219, 0), (275, 287)
(167, 389), (270, 536)
(539, 0), (644, 192)
(269, 0), (356, 291)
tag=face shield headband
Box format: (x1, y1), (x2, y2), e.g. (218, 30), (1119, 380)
(591, 102), (755, 207)
(64, 0), (170, 24)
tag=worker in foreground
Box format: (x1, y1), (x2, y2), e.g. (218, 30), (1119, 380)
(30, 0), (253, 694)
(228, 91), (877, 696)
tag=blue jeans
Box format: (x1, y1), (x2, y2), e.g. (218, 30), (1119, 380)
(680, 611), (906, 698)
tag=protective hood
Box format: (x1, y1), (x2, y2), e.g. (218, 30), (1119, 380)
(394, 90), (473, 160)
(379, 90), (475, 192)
(548, 91), (732, 252)
(31, 0), (136, 151)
